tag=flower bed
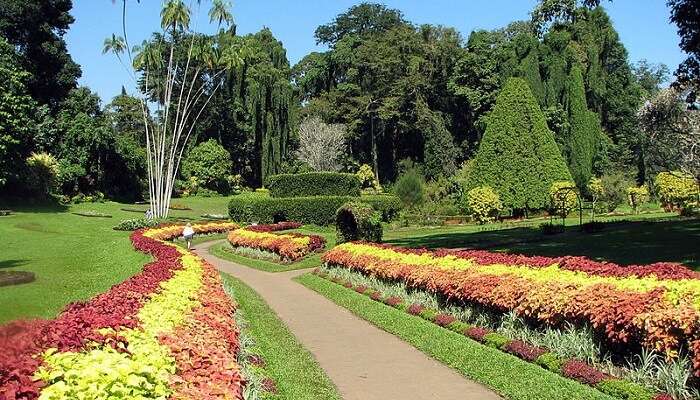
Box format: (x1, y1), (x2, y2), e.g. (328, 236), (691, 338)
(311, 268), (673, 400)
(0, 222), (242, 399)
(227, 223), (325, 262)
(322, 242), (700, 376)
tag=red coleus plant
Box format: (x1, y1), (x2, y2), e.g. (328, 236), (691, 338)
(503, 340), (548, 362)
(245, 222), (302, 232)
(407, 303), (425, 316)
(433, 314), (457, 327)
(561, 359), (612, 385)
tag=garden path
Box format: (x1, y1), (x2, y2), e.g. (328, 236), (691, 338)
(195, 240), (502, 400)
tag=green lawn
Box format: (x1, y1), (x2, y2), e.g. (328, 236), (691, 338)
(297, 273), (613, 400)
(209, 225), (337, 272)
(0, 196), (232, 323)
(387, 215), (699, 268)
(221, 273), (341, 400)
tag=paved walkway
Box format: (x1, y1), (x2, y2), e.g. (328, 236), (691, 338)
(195, 240), (502, 400)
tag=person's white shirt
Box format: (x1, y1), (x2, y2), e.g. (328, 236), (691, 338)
(182, 226), (195, 237)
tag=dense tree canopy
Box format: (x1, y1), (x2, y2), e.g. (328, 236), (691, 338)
(466, 78), (572, 211)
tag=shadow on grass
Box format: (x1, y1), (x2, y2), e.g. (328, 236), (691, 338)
(388, 218), (700, 268)
(0, 259), (30, 269)
(0, 197), (69, 213)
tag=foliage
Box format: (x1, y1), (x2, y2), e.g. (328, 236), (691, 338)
(600, 173), (634, 212)
(356, 164), (382, 193)
(654, 171), (698, 212)
(228, 227), (325, 261)
(113, 218), (161, 231)
(266, 172), (361, 198)
(549, 181), (579, 219)
(335, 202), (383, 244)
(181, 139), (233, 193)
(323, 241), (700, 378)
(295, 116), (347, 172)
(566, 65), (601, 189)
(596, 379), (655, 400)
(466, 78), (572, 211)
(626, 186), (649, 214)
(229, 193), (353, 225)
(393, 169), (425, 209)
(0, 0), (81, 108)
(466, 186), (502, 224)
(314, 3), (405, 46)
(25, 152), (59, 197)
(588, 177), (604, 216)
(0, 37), (36, 188)
(359, 195), (402, 221)
(667, 0), (700, 101)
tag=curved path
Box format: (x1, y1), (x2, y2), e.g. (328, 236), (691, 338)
(195, 241), (502, 400)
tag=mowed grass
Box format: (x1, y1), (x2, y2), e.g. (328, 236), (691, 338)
(209, 225), (336, 272)
(297, 273), (614, 400)
(221, 273), (341, 400)
(0, 196), (231, 323)
(387, 213), (699, 268)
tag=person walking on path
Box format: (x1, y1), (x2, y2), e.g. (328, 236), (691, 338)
(182, 223), (195, 249)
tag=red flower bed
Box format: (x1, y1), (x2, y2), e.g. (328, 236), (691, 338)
(245, 222), (302, 232)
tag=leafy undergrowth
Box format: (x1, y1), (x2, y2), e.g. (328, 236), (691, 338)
(220, 273), (341, 400)
(210, 242), (324, 272)
(296, 273), (615, 400)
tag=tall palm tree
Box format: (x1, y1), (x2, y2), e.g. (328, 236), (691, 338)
(208, 0), (234, 28)
(161, 0), (191, 32)
(102, 34), (126, 59)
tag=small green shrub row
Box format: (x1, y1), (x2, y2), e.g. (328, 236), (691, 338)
(228, 193), (400, 225)
(113, 218), (160, 231)
(265, 172), (361, 198)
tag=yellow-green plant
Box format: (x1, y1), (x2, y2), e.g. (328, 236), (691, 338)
(26, 152), (59, 196)
(549, 181), (578, 221)
(655, 171), (698, 213)
(587, 177), (603, 219)
(356, 164), (382, 193)
(466, 186), (502, 224)
(626, 186), (649, 214)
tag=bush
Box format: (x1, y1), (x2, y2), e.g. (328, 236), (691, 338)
(356, 164), (382, 193)
(655, 171), (698, 213)
(535, 352), (564, 373)
(627, 186), (649, 214)
(113, 218), (160, 231)
(359, 195), (402, 221)
(600, 172), (634, 212)
(25, 152), (59, 196)
(335, 202), (383, 244)
(595, 379), (655, 400)
(394, 169), (424, 209)
(265, 172), (361, 198)
(466, 186), (502, 224)
(482, 333), (510, 349)
(181, 139), (233, 193)
(549, 181), (578, 219)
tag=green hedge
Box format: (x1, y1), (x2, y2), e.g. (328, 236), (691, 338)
(359, 194), (402, 221)
(266, 173), (361, 198)
(228, 193), (400, 225)
(336, 202), (383, 243)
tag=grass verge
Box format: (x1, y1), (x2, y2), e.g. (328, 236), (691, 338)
(296, 273), (614, 400)
(220, 273), (341, 400)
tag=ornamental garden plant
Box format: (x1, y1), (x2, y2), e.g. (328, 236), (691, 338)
(227, 222), (326, 262)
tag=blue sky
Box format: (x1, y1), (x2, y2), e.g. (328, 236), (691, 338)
(66, 0), (685, 103)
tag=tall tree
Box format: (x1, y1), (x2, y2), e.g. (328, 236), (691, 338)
(0, 37), (37, 188)
(0, 0), (81, 109)
(466, 78), (572, 211)
(565, 64), (601, 188)
(667, 0), (700, 102)
(314, 2), (405, 46)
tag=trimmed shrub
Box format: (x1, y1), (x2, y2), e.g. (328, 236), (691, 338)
(483, 332), (511, 349)
(655, 171), (698, 212)
(535, 352), (564, 372)
(393, 169), (425, 209)
(466, 77), (572, 210)
(596, 379), (655, 400)
(25, 152), (59, 196)
(229, 193), (396, 226)
(360, 195), (402, 221)
(336, 202), (383, 244)
(466, 186), (502, 224)
(265, 172), (361, 198)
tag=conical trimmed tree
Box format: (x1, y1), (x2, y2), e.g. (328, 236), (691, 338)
(467, 78), (572, 211)
(565, 64), (600, 189)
